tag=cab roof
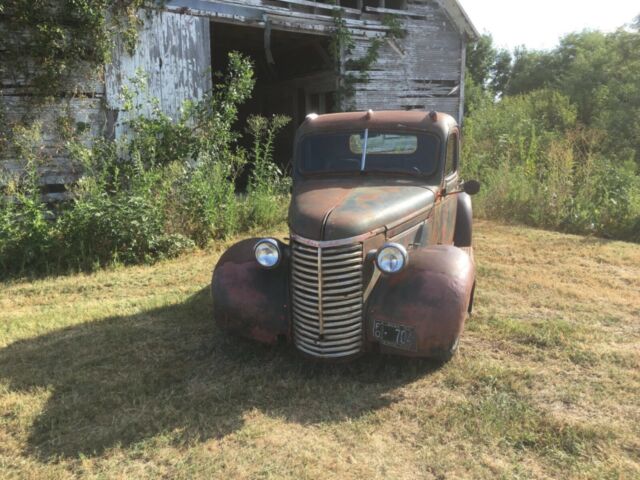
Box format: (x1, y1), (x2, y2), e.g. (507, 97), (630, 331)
(296, 110), (457, 138)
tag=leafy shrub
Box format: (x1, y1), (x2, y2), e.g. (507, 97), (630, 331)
(569, 157), (640, 238)
(56, 188), (193, 269)
(463, 89), (640, 240)
(165, 153), (245, 246)
(0, 52), (292, 278)
(0, 123), (56, 274)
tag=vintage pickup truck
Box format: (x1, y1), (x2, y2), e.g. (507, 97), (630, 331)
(212, 110), (480, 361)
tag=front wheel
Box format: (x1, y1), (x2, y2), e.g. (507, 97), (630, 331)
(435, 336), (460, 363)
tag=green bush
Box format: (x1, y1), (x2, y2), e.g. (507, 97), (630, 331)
(463, 89), (640, 241)
(167, 153), (244, 246)
(0, 124), (56, 274)
(57, 192), (165, 267)
(0, 52), (292, 278)
(569, 157), (640, 238)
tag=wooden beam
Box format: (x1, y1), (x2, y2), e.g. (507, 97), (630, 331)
(167, 0), (263, 21)
(274, 0), (361, 16)
(364, 6), (430, 19)
(165, 1), (390, 34)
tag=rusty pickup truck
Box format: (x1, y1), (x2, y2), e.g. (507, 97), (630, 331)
(212, 110), (480, 361)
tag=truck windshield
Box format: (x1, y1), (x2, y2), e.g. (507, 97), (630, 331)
(298, 131), (440, 176)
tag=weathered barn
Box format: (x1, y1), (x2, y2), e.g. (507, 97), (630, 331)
(1, 0), (477, 196)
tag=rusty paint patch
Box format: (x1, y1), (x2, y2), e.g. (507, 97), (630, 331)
(365, 245), (475, 358)
(289, 176), (436, 241)
(212, 238), (290, 345)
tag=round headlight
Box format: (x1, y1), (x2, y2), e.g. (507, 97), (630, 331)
(376, 243), (408, 274)
(254, 238), (281, 269)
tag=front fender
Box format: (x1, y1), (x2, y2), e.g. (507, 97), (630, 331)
(365, 245), (475, 358)
(454, 192), (473, 247)
(212, 238), (290, 344)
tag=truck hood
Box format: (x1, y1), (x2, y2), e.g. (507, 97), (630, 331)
(289, 177), (436, 241)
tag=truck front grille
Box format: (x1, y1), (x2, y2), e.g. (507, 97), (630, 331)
(291, 240), (364, 358)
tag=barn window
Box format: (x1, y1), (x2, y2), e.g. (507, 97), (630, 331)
(363, 0), (381, 11)
(339, 0), (360, 9)
(210, 21), (337, 167)
(384, 0), (408, 10)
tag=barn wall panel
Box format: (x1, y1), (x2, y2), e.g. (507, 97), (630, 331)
(350, 0), (463, 121)
(105, 10), (212, 139)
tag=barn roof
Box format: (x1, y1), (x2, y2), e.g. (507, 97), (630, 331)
(165, 0), (479, 41)
(437, 0), (479, 41)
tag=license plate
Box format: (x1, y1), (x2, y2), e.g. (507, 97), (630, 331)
(373, 321), (417, 352)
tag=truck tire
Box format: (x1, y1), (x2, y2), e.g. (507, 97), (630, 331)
(436, 336), (460, 363)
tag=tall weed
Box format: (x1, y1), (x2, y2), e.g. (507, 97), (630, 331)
(0, 123), (56, 274)
(463, 89), (640, 240)
(243, 114), (291, 229)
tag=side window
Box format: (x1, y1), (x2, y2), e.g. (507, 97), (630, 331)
(445, 132), (458, 177)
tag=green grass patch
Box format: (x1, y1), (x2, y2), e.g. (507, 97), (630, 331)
(0, 221), (638, 478)
(450, 391), (606, 465)
(471, 315), (584, 349)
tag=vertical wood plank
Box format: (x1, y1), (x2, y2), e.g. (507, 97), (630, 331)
(105, 10), (212, 140)
(459, 41), (466, 125)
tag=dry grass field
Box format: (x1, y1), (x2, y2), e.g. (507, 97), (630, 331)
(0, 220), (639, 479)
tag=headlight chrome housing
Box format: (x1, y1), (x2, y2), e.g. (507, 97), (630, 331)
(375, 243), (408, 274)
(254, 238), (281, 269)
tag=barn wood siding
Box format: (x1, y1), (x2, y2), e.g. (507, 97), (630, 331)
(105, 10), (212, 140)
(349, 0), (463, 119)
(164, 1), (466, 119)
(0, 32), (106, 193)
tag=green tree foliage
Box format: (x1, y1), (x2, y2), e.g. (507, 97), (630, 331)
(464, 34), (512, 114)
(466, 34), (497, 87)
(465, 34), (513, 95)
(505, 47), (559, 97)
(504, 29), (640, 165)
(492, 49), (513, 97)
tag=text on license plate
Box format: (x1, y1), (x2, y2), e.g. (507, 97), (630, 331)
(373, 321), (417, 352)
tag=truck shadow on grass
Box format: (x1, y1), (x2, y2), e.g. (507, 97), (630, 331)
(0, 288), (443, 460)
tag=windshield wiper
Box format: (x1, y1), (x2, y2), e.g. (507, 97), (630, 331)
(360, 128), (369, 172)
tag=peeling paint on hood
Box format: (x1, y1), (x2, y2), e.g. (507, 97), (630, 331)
(288, 176), (436, 240)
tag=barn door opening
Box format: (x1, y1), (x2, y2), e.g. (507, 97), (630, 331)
(210, 22), (336, 168)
